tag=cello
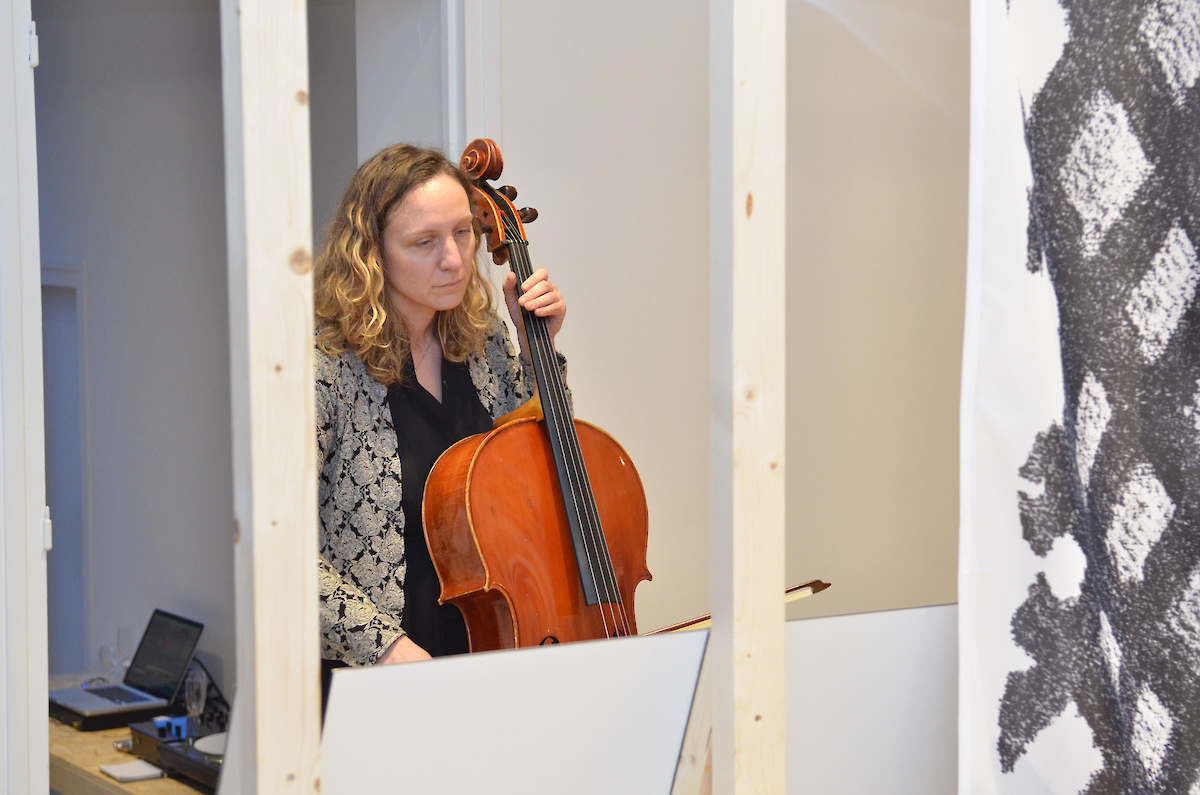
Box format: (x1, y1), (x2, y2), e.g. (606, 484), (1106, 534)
(422, 139), (652, 651)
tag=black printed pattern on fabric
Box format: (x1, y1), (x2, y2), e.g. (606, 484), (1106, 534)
(315, 314), (563, 666)
(999, 1), (1200, 792)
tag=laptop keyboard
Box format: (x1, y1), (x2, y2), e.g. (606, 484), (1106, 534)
(86, 685), (151, 704)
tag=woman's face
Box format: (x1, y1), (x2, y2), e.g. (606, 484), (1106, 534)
(381, 173), (477, 328)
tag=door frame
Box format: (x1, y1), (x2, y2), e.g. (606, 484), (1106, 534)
(0, 0), (49, 791)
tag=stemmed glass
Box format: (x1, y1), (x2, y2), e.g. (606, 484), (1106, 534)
(185, 667), (208, 736)
(99, 644), (121, 683)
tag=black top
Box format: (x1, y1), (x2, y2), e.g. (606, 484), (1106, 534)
(386, 357), (493, 657)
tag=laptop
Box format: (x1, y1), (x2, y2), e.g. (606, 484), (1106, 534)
(49, 609), (204, 731)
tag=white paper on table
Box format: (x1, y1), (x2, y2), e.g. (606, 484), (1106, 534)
(99, 759), (164, 782)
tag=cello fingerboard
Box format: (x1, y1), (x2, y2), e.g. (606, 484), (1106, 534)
(500, 210), (623, 611)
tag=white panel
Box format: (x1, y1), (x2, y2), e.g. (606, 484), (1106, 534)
(787, 605), (958, 793)
(322, 632), (707, 794)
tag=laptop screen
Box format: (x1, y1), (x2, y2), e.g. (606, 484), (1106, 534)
(123, 609), (204, 700)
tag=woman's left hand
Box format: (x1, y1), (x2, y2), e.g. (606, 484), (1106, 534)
(504, 269), (567, 342)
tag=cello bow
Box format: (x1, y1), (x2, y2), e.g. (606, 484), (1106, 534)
(647, 580), (832, 635)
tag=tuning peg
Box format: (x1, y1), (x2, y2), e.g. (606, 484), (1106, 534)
(498, 185), (518, 201)
(519, 207), (539, 224)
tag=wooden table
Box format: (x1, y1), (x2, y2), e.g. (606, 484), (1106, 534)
(49, 719), (205, 795)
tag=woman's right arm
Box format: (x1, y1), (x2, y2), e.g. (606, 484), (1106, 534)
(318, 555), (407, 665)
(375, 634), (432, 664)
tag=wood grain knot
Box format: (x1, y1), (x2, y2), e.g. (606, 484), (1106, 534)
(289, 247), (312, 274)
(745, 192), (754, 218)
(295, 89), (308, 105)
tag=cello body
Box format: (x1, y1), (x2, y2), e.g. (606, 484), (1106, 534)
(424, 416), (651, 651)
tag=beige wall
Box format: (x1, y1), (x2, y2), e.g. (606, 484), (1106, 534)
(785, 0), (968, 619)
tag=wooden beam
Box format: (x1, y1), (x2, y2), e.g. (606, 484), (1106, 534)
(710, 0), (787, 792)
(671, 639), (714, 795)
(0, 1), (48, 792)
(218, 1), (319, 792)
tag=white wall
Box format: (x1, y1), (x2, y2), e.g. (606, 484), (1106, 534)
(33, 0), (235, 686)
(310, 0), (358, 245)
(41, 272), (87, 673)
(355, 0), (445, 158)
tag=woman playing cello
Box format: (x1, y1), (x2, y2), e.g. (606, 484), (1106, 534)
(312, 144), (568, 695)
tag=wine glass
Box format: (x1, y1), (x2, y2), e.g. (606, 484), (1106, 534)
(185, 667), (208, 736)
(117, 626), (136, 674)
(98, 644), (120, 683)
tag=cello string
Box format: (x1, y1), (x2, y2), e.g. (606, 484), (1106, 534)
(503, 214), (630, 635)
(502, 217), (629, 633)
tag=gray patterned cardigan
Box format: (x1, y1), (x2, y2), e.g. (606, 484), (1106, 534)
(315, 314), (566, 665)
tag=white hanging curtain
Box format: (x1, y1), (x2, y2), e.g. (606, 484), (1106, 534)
(961, 0), (1200, 791)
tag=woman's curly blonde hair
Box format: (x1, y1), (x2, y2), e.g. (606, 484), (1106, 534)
(314, 144), (494, 385)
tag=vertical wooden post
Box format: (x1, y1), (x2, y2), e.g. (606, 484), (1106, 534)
(671, 642), (714, 795)
(218, 1), (319, 792)
(0, 1), (48, 792)
(710, 0), (787, 792)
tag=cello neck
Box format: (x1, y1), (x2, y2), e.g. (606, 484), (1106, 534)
(497, 213), (568, 419)
(494, 207), (620, 610)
